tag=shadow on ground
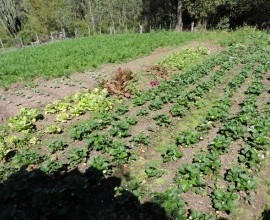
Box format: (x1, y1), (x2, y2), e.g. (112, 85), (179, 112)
(261, 209), (270, 220)
(0, 166), (168, 220)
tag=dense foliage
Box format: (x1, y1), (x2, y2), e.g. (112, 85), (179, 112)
(0, 0), (270, 46)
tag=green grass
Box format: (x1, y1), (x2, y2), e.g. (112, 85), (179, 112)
(0, 28), (267, 88)
(0, 32), (201, 87)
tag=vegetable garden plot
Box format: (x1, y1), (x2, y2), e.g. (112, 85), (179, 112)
(0, 45), (269, 219)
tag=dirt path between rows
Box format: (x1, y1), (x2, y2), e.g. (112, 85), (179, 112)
(0, 41), (223, 123)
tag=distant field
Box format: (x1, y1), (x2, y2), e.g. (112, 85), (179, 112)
(0, 32), (202, 87)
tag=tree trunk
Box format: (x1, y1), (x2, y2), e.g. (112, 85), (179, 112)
(88, 0), (96, 34)
(197, 18), (207, 30)
(175, 0), (183, 31)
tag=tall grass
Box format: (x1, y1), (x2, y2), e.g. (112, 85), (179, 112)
(0, 28), (268, 87)
(0, 32), (200, 87)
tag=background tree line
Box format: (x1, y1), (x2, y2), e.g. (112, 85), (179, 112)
(0, 0), (269, 46)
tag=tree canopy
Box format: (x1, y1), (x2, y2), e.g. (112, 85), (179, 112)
(0, 0), (269, 45)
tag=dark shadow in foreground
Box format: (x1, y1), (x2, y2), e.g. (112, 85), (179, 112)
(0, 166), (167, 220)
(261, 209), (270, 220)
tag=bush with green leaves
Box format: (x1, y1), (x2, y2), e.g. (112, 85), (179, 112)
(225, 167), (256, 191)
(115, 180), (144, 199)
(11, 150), (44, 167)
(145, 163), (164, 178)
(45, 124), (62, 134)
(206, 98), (231, 121)
(153, 114), (172, 127)
(115, 105), (129, 115)
(211, 188), (239, 213)
(132, 133), (150, 146)
(125, 117), (138, 125)
(170, 104), (186, 117)
(68, 148), (88, 167)
(89, 155), (110, 172)
(48, 140), (67, 153)
(174, 164), (206, 192)
(69, 119), (104, 140)
(149, 98), (164, 110)
(8, 108), (43, 133)
(176, 130), (201, 146)
(151, 187), (186, 219)
(193, 151), (221, 175)
(208, 135), (232, 154)
(220, 119), (246, 139)
(159, 47), (210, 70)
(162, 145), (183, 163)
(249, 130), (269, 150)
(195, 120), (213, 134)
(86, 133), (112, 152)
(132, 94), (147, 106)
(109, 140), (130, 165)
(4, 135), (32, 149)
(109, 121), (131, 138)
(245, 81), (264, 95)
(137, 109), (149, 116)
(45, 89), (113, 117)
(248, 115), (270, 150)
(238, 145), (263, 169)
(40, 160), (64, 175)
(56, 112), (71, 123)
(188, 210), (212, 220)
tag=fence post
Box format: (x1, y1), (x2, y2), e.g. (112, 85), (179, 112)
(112, 22), (116, 34)
(139, 24), (143, 34)
(35, 32), (40, 44)
(62, 28), (66, 39)
(0, 38), (5, 51)
(20, 38), (24, 48)
(191, 22), (195, 32)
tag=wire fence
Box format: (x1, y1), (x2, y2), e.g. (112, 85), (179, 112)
(0, 23), (197, 54)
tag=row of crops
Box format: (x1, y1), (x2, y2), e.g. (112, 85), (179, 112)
(0, 44), (269, 219)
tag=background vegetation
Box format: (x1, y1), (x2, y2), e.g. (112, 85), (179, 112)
(0, 0), (270, 46)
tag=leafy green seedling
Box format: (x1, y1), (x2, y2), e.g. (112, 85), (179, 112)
(48, 140), (67, 153)
(68, 148), (88, 167)
(145, 163), (164, 178)
(162, 145), (183, 163)
(153, 114), (172, 127)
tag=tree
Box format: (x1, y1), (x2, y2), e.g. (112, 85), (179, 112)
(0, 0), (26, 37)
(142, 0), (177, 29)
(175, 0), (184, 31)
(186, 0), (225, 28)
